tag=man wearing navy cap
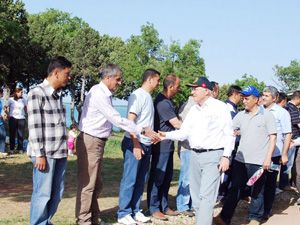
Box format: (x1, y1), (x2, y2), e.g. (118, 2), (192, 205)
(215, 86), (277, 225)
(159, 77), (235, 225)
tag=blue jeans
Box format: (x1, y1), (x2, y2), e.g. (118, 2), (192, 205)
(0, 124), (6, 153)
(117, 137), (152, 219)
(30, 157), (67, 225)
(147, 149), (174, 214)
(176, 148), (192, 212)
(220, 160), (266, 224)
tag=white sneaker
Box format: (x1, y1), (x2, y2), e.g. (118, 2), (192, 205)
(117, 214), (136, 225)
(0, 152), (8, 158)
(134, 211), (151, 223)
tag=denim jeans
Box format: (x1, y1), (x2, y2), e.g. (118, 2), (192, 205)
(220, 160), (266, 224)
(279, 146), (296, 189)
(9, 117), (25, 151)
(176, 148), (192, 212)
(117, 137), (152, 219)
(264, 156), (280, 216)
(147, 149), (174, 214)
(30, 157), (67, 225)
(0, 124), (6, 153)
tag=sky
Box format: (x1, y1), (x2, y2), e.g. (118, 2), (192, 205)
(21, 0), (300, 87)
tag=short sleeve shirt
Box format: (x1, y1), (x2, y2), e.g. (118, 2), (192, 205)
(233, 107), (277, 165)
(154, 93), (177, 152)
(125, 88), (154, 145)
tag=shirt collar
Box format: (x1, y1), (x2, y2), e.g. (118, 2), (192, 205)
(226, 99), (238, 110)
(41, 79), (62, 97)
(99, 81), (112, 97)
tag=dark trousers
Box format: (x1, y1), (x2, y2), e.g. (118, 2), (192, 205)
(264, 156), (280, 216)
(220, 160), (266, 224)
(9, 117), (25, 151)
(147, 150), (174, 214)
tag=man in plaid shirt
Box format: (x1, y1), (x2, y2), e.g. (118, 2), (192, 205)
(27, 56), (72, 225)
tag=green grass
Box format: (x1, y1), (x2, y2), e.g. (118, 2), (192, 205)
(0, 132), (180, 224)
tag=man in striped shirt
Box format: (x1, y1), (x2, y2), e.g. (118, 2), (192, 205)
(27, 56), (72, 225)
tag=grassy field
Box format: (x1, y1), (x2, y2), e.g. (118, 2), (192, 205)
(0, 132), (182, 225)
(0, 132), (299, 225)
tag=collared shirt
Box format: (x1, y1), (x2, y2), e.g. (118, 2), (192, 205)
(285, 102), (300, 138)
(79, 81), (141, 138)
(225, 99), (238, 119)
(27, 79), (67, 158)
(268, 104), (291, 157)
(8, 97), (27, 119)
(233, 107), (277, 165)
(165, 97), (235, 157)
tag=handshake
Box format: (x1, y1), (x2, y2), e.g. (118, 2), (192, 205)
(141, 127), (166, 144)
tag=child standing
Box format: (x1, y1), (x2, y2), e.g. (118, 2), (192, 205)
(67, 124), (78, 156)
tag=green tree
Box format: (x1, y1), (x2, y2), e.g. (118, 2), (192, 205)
(274, 60), (300, 91)
(234, 74), (266, 93)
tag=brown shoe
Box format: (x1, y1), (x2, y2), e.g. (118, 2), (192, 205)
(164, 209), (179, 216)
(213, 214), (226, 225)
(152, 211), (168, 220)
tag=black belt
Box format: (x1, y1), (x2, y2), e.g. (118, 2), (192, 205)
(191, 148), (223, 153)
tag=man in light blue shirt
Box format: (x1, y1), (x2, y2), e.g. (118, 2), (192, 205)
(261, 86), (291, 220)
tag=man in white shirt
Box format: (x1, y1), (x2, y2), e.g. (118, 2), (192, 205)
(159, 77), (234, 225)
(117, 69), (160, 225)
(76, 64), (157, 225)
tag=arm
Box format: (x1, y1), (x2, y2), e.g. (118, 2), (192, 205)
(27, 90), (47, 171)
(169, 117), (182, 129)
(128, 112), (144, 160)
(281, 133), (292, 165)
(263, 134), (277, 170)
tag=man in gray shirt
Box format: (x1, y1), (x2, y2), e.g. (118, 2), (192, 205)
(215, 86), (277, 225)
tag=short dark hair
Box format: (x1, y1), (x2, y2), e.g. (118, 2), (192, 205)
(142, 69), (160, 83)
(99, 64), (122, 79)
(163, 74), (177, 90)
(291, 90), (300, 100)
(227, 85), (242, 97)
(276, 92), (288, 104)
(47, 56), (72, 75)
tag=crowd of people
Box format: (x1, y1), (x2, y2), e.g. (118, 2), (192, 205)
(5, 56), (300, 225)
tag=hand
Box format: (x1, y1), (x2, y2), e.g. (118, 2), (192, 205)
(233, 129), (241, 136)
(262, 157), (271, 170)
(158, 130), (166, 140)
(280, 153), (288, 165)
(133, 147), (144, 160)
(142, 127), (160, 143)
(290, 140), (296, 148)
(35, 156), (47, 171)
(218, 157), (230, 172)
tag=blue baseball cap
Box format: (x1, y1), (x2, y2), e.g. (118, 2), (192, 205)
(241, 86), (260, 97)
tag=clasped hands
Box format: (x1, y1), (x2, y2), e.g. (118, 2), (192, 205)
(141, 127), (166, 144)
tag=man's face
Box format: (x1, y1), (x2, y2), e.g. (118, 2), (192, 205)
(149, 75), (160, 90)
(56, 67), (71, 88)
(262, 91), (275, 108)
(107, 73), (122, 92)
(234, 91), (242, 103)
(170, 78), (181, 97)
(243, 95), (259, 111)
(191, 86), (209, 103)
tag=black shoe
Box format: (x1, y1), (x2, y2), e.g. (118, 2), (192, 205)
(181, 209), (194, 217)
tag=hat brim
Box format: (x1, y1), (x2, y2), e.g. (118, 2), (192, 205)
(186, 83), (199, 87)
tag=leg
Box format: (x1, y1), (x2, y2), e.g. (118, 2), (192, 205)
(147, 149), (169, 214)
(247, 164), (266, 222)
(263, 156), (280, 217)
(48, 158), (67, 224)
(193, 150), (222, 225)
(294, 147), (300, 193)
(0, 124), (6, 153)
(117, 137), (140, 219)
(220, 160), (248, 224)
(8, 117), (16, 151)
(161, 151), (174, 213)
(131, 143), (152, 215)
(16, 119), (26, 151)
(176, 149), (192, 212)
(76, 133), (105, 225)
(30, 157), (56, 225)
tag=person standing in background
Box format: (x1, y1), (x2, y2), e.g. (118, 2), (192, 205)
(8, 84), (27, 153)
(0, 88), (7, 158)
